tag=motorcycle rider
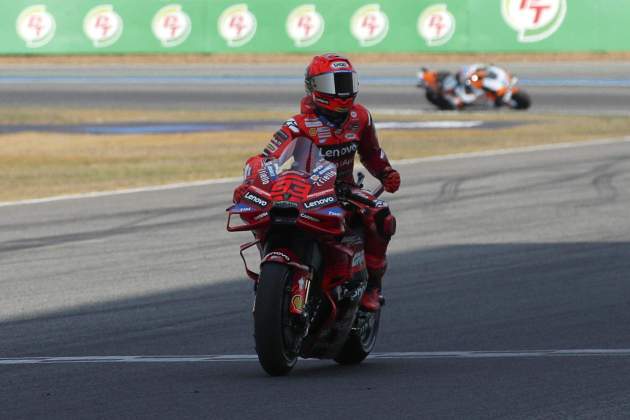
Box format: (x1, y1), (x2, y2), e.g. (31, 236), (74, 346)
(449, 63), (509, 109)
(233, 53), (400, 311)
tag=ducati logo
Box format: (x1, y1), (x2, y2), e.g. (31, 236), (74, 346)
(152, 4), (191, 48)
(84, 5), (124, 48)
(350, 4), (389, 47)
(16, 5), (56, 48)
(417, 4), (456, 47)
(286, 5), (325, 48)
(502, 0), (567, 43)
(219, 4), (257, 47)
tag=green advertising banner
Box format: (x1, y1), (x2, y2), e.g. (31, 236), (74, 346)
(1, 0), (628, 54)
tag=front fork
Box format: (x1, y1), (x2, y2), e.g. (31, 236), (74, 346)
(241, 239), (313, 313)
(288, 269), (312, 315)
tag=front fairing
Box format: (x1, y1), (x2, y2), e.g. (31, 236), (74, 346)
(227, 159), (346, 236)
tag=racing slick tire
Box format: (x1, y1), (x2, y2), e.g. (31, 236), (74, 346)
(254, 263), (298, 376)
(334, 308), (381, 365)
(511, 91), (531, 110)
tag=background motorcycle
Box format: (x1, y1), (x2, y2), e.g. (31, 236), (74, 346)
(227, 159), (384, 376)
(417, 66), (531, 111)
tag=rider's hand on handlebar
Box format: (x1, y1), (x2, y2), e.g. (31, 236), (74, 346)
(381, 167), (401, 193)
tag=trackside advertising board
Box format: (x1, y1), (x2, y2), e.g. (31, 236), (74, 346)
(2, 1), (629, 54)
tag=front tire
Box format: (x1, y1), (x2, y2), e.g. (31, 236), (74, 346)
(511, 91), (531, 110)
(254, 263), (298, 376)
(425, 90), (455, 110)
(334, 309), (381, 365)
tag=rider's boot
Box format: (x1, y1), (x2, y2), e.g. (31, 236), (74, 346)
(360, 266), (385, 312)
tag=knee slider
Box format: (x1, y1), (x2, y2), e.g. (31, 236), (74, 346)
(374, 208), (396, 239)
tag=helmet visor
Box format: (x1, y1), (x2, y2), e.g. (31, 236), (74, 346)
(311, 71), (358, 97)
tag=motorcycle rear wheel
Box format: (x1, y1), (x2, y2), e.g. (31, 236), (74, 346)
(254, 263), (298, 376)
(425, 90), (455, 110)
(334, 308), (381, 365)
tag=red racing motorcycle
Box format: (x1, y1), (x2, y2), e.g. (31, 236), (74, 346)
(227, 159), (384, 376)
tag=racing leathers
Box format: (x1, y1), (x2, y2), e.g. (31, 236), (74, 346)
(235, 96), (398, 311)
(445, 64), (510, 109)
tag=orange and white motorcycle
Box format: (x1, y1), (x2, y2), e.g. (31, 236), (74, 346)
(417, 65), (531, 111)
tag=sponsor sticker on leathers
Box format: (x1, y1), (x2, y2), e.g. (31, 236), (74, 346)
(322, 143), (358, 159)
(304, 119), (323, 128)
(317, 127), (332, 141)
(263, 133), (288, 155)
(274, 129), (289, 141)
(284, 119), (300, 133)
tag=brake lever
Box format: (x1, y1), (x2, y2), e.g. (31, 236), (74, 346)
(356, 171), (365, 188)
(372, 184), (385, 199)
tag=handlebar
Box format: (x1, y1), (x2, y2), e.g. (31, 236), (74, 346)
(355, 170), (384, 198)
(336, 179), (384, 208)
(372, 184), (385, 199)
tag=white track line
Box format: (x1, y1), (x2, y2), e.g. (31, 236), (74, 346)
(1, 136), (629, 208)
(2, 349), (630, 365)
(376, 121), (483, 129)
(394, 136), (630, 166)
(0, 177), (240, 208)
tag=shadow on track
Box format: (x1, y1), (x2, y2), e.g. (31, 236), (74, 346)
(2, 242), (630, 419)
(2, 241), (630, 358)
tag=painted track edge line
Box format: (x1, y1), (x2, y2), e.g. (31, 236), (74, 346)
(0, 177), (241, 208)
(2, 349), (630, 365)
(1, 136), (629, 208)
(394, 136), (630, 166)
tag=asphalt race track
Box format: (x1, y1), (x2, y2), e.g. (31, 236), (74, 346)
(2, 138), (630, 419)
(2, 62), (630, 114)
(2, 61), (630, 419)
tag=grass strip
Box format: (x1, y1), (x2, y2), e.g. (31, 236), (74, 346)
(2, 112), (629, 202)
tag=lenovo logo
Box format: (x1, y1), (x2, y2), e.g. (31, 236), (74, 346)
(322, 143), (358, 159)
(304, 196), (336, 209)
(244, 192), (268, 207)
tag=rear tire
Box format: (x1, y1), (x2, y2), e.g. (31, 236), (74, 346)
(254, 263), (298, 376)
(334, 309), (381, 365)
(511, 91), (531, 110)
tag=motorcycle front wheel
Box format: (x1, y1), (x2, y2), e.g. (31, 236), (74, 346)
(510, 91), (531, 110)
(254, 263), (299, 376)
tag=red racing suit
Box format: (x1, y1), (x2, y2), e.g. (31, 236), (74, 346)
(240, 97), (396, 277)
